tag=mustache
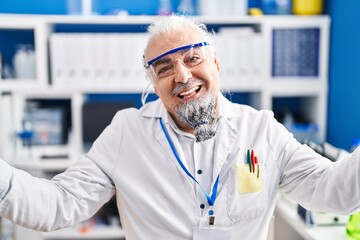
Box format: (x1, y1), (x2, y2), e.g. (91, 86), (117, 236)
(175, 91), (217, 142)
(172, 79), (205, 96)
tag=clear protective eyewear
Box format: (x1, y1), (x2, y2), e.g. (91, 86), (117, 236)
(146, 42), (210, 78)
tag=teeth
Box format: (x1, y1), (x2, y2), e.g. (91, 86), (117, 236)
(179, 86), (200, 96)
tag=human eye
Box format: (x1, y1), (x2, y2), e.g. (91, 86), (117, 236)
(155, 64), (174, 77)
(184, 54), (203, 66)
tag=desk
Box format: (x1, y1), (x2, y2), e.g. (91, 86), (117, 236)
(275, 196), (348, 240)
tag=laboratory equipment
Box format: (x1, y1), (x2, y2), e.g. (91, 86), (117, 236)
(347, 212), (360, 239)
(12, 44), (36, 79)
(293, 0), (323, 15)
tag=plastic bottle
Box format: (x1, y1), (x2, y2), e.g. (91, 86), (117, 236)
(197, 0), (218, 16)
(292, 0), (323, 15)
(346, 213), (360, 239)
(158, 0), (173, 16)
(231, 0), (249, 16)
(177, 0), (194, 15)
(261, 0), (278, 14)
(276, 0), (291, 14)
(13, 44), (36, 79)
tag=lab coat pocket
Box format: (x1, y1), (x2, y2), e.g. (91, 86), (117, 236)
(236, 163), (263, 193)
(227, 163), (268, 222)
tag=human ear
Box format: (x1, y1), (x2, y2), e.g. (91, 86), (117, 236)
(153, 84), (159, 95)
(214, 54), (221, 72)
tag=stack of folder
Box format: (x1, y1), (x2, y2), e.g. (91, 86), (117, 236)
(49, 33), (149, 91)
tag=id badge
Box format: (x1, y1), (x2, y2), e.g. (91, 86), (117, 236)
(193, 227), (232, 240)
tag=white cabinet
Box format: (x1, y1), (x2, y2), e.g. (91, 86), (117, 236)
(0, 15), (50, 91)
(0, 14), (330, 240)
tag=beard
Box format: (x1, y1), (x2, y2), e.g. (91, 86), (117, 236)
(174, 86), (217, 142)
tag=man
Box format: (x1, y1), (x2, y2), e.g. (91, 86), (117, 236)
(1, 15), (360, 240)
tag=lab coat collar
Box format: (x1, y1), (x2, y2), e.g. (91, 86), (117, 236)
(140, 91), (243, 121)
(142, 92), (240, 189)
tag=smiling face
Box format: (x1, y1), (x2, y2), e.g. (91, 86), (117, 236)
(145, 27), (221, 134)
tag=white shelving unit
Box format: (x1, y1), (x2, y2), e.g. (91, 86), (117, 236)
(14, 224), (125, 240)
(275, 195), (348, 240)
(0, 15), (50, 91)
(0, 14), (330, 240)
(42, 225), (125, 240)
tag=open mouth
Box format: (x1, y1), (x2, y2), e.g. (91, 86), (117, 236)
(177, 85), (202, 99)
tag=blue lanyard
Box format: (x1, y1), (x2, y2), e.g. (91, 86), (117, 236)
(159, 118), (219, 207)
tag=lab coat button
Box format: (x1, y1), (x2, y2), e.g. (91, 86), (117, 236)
(197, 169), (203, 174)
(200, 204), (205, 209)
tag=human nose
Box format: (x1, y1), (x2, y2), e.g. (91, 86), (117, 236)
(174, 60), (192, 83)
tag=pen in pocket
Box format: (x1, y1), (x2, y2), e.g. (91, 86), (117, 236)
(247, 149), (260, 178)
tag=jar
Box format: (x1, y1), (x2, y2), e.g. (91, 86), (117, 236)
(292, 0), (323, 15)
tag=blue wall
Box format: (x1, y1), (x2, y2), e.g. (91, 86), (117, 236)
(1, 0), (359, 150)
(0, 0), (67, 15)
(326, 0), (360, 150)
(0, 0), (183, 15)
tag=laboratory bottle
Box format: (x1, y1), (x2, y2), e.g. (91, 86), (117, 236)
(261, 0), (277, 14)
(158, 0), (173, 15)
(346, 212), (360, 240)
(177, 0), (194, 15)
(13, 44), (36, 79)
(292, 0), (323, 15)
(276, 0), (291, 14)
(197, 0), (218, 16)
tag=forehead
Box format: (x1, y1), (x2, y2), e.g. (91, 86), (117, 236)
(145, 27), (204, 62)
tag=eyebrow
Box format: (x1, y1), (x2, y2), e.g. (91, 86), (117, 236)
(152, 57), (172, 68)
(151, 49), (191, 68)
(146, 42), (209, 67)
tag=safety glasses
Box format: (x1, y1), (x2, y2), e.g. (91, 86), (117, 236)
(145, 42), (209, 79)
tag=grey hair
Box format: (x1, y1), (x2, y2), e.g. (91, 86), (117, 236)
(143, 15), (216, 69)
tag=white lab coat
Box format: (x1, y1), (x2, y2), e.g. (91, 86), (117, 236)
(1, 93), (360, 240)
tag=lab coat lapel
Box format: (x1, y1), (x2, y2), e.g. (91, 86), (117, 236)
(212, 117), (237, 182)
(154, 119), (191, 178)
(142, 99), (192, 177)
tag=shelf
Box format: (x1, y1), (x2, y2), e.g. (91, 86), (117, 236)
(275, 196), (348, 240)
(42, 225), (125, 239)
(221, 80), (263, 92)
(0, 79), (44, 92)
(51, 83), (150, 94)
(11, 159), (74, 171)
(0, 14), (262, 27)
(0, 16), (42, 29)
(268, 80), (327, 96)
(0, 14), (329, 26)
